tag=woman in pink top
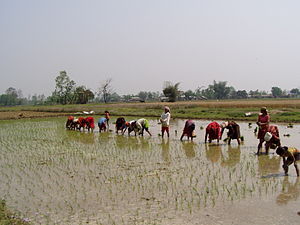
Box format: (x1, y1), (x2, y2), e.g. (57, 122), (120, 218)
(256, 107), (270, 154)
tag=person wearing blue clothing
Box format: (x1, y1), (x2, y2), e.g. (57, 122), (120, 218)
(98, 117), (107, 132)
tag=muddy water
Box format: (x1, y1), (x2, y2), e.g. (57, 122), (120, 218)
(0, 117), (299, 225)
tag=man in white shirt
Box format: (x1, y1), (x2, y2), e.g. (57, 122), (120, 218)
(160, 106), (171, 138)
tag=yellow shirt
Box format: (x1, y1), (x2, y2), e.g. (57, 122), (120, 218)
(288, 147), (299, 155)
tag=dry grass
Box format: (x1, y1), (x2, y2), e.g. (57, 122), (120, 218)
(134, 99), (300, 109)
(1, 99), (300, 122)
(2, 99), (300, 111)
(0, 111), (69, 120)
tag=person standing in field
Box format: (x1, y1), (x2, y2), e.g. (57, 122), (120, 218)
(205, 121), (221, 143)
(276, 146), (300, 177)
(160, 106), (171, 138)
(104, 111), (110, 128)
(256, 107), (270, 154)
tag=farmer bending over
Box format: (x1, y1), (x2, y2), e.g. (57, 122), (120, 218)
(276, 146), (300, 177)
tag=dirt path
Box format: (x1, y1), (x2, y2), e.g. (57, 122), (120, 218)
(0, 111), (68, 120)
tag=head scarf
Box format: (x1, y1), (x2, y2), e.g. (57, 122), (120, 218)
(164, 106), (170, 113)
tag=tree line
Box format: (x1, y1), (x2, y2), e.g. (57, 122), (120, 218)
(162, 81), (300, 102)
(1, 71), (300, 106)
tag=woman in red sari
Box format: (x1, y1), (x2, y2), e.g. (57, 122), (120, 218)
(85, 117), (95, 132)
(205, 121), (221, 143)
(264, 125), (281, 153)
(256, 107), (270, 154)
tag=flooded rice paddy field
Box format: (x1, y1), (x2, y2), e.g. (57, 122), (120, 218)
(0, 117), (299, 225)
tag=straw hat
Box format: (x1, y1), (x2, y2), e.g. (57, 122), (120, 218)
(164, 106), (170, 112)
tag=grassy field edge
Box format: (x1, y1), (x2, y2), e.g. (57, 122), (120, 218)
(1, 99), (300, 122)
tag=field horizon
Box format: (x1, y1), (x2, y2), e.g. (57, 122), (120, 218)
(1, 98), (300, 122)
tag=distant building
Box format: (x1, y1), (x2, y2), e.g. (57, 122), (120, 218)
(128, 97), (145, 102)
(159, 96), (169, 102)
(249, 94), (273, 98)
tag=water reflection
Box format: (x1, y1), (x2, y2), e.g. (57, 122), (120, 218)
(65, 130), (96, 145)
(160, 139), (170, 163)
(98, 130), (112, 140)
(276, 177), (300, 205)
(257, 154), (281, 176)
(205, 144), (222, 164)
(126, 136), (140, 151)
(139, 136), (151, 151)
(114, 135), (127, 150)
(182, 142), (196, 158)
(221, 145), (241, 168)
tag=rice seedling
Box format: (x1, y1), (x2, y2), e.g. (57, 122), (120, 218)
(0, 118), (299, 224)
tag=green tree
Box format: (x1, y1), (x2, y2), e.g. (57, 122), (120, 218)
(30, 94), (45, 105)
(209, 80), (232, 99)
(249, 89), (268, 98)
(162, 81), (180, 102)
(31, 94), (38, 105)
(122, 94), (134, 102)
(52, 71), (76, 104)
(184, 90), (196, 100)
(109, 92), (121, 102)
(271, 87), (283, 98)
(138, 91), (148, 102)
(147, 91), (160, 101)
(200, 87), (214, 99)
(5, 87), (18, 98)
(290, 88), (300, 97)
(74, 86), (94, 104)
(0, 87), (23, 106)
(235, 90), (248, 99)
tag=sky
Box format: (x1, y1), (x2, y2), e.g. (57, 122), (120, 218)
(1, 0), (300, 97)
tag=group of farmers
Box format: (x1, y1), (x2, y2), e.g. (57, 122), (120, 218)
(66, 106), (300, 177)
(255, 107), (299, 177)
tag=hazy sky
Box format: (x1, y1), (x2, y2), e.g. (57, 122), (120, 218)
(1, 0), (300, 97)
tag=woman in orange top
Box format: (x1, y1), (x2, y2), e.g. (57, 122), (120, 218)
(256, 107), (270, 154)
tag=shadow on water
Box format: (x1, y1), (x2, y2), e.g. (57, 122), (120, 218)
(260, 173), (286, 179)
(276, 177), (300, 205)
